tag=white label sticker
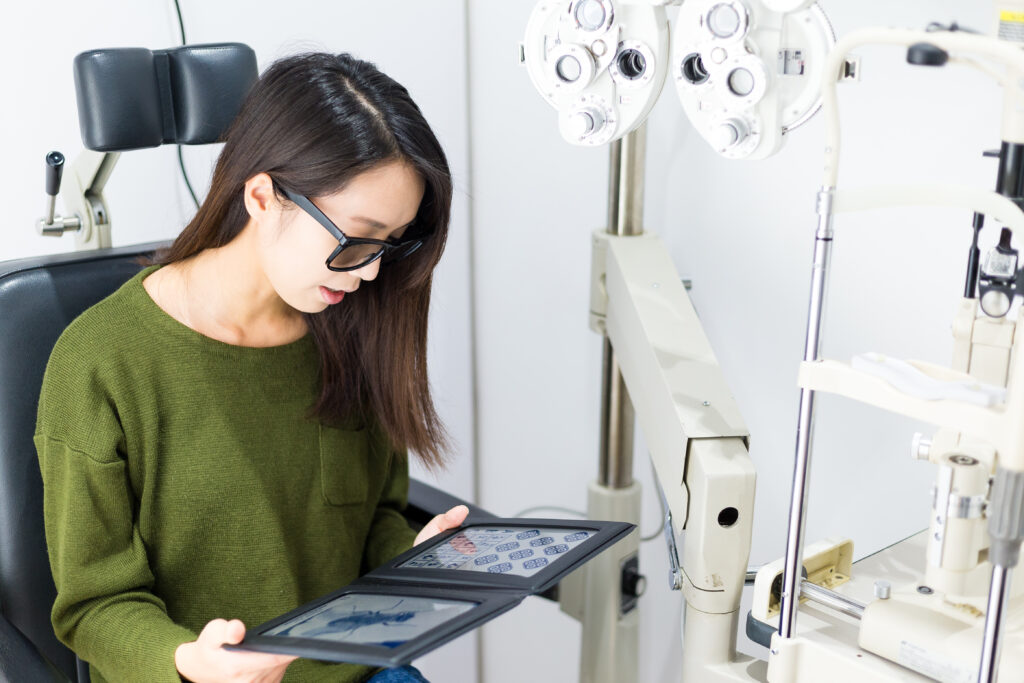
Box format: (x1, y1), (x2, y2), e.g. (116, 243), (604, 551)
(897, 641), (974, 683)
(999, 10), (1024, 43)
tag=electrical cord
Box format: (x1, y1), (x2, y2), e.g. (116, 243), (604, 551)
(512, 505), (587, 519)
(926, 21), (980, 34)
(177, 147), (199, 210)
(511, 505), (663, 542)
(172, 0), (186, 42)
(171, 0), (200, 210)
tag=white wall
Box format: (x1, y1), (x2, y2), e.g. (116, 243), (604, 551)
(3, 0), (1010, 681)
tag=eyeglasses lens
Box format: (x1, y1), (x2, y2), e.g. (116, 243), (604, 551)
(330, 243), (386, 270)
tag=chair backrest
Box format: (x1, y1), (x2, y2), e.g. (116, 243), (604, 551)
(0, 243), (166, 680)
(1, 42), (256, 680)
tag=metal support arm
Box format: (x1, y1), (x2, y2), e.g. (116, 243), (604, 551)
(593, 229), (757, 680)
(600, 231), (750, 533)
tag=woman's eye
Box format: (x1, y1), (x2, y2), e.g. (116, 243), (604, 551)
(389, 225), (414, 243)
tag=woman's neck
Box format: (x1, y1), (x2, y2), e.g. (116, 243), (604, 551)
(147, 224), (308, 347)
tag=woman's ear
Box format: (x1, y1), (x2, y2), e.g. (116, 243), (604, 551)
(242, 172), (279, 223)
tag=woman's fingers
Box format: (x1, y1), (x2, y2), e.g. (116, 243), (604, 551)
(217, 627), (298, 672)
(178, 618), (297, 682)
(414, 505), (469, 545)
(198, 618), (246, 645)
(224, 619), (246, 644)
(443, 505), (469, 528)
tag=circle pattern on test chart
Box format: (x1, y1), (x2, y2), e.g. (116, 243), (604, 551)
(400, 527), (594, 577)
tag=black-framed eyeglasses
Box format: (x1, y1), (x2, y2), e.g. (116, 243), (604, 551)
(279, 186), (426, 272)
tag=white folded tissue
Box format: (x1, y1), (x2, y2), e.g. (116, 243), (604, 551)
(851, 352), (1007, 407)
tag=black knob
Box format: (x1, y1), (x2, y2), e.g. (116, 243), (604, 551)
(998, 227), (1015, 254)
(907, 43), (949, 67)
(45, 151), (65, 197)
(621, 565), (646, 598)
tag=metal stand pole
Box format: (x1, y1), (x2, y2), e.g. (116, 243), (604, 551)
(599, 125), (646, 488)
(978, 565), (1011, 683)
(778, 188), (835, 639)
(977, 467), (1024, 682)
(577, 125), (646, 683)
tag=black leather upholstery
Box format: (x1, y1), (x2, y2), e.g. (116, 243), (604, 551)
(0, 613), (65, 682)
(0, 243), (167, 681)
(73, 43), (257, 151)
(406, 480), (497, 530)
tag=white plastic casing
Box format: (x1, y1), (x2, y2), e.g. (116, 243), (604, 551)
(761, 0), (814, 12)
(523, 0), (670, 146)
(671, 0), (834, 159)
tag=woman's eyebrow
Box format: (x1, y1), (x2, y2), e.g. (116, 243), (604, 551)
(351, 215), (389, 231)
(351, 215), (413, 233)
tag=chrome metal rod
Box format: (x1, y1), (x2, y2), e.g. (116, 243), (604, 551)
(803, 190), (836, 360)
(607, 138), (622, 232)
(44, 195), (57, 225)
(779, 387), (818, 637)
(599, 337), (636, 488)
(609, 125), (646, 236)
(598, 126), (647, 489)
(779, 189), (835, 639)
(799, 580), (865, 620)
(978, 564), (1011, 683)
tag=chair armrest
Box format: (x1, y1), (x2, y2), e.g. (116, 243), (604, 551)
(0, 613), (69, 682)
(405, 479), (498, 531)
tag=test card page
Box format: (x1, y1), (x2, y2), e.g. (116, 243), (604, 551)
(400, 526), (592, 577)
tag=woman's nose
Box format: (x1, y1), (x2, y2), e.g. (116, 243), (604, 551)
(353, 257), (381, 282)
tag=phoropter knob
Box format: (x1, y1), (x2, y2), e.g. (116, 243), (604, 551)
(711, 118), (749, 150)
(567, 107), (606, 139)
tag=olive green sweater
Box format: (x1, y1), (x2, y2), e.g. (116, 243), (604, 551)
(34, 265), (417, 683)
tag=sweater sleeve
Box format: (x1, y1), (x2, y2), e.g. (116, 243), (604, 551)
(362, 449), (418, 572)
(34, 341), (195, 682)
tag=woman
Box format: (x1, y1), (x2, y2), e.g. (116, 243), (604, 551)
(35, 52), (466, 682)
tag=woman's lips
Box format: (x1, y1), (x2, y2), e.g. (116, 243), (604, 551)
(319, 285), (346, 305)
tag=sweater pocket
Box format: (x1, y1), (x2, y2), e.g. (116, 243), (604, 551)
(318, 425), (370, 506)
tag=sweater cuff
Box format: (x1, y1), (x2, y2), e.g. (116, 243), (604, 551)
(154, 623), (198, 683)
(87, 620), (196, 683)
(157, 626), (199, 683)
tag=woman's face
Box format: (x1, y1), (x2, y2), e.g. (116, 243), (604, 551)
(256, 160), (426, 314)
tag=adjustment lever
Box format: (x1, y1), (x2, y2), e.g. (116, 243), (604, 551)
(36, 151), (81, 237)
(652, 467), (683, 590)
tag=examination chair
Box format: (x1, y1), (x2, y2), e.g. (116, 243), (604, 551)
(0, 43), (489, 683)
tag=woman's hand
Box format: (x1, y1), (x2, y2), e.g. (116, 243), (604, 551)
(414, 505), (469, 546)
(175, 618), (297, 683)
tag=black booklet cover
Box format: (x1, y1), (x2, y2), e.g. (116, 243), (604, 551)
(230, 518), (634, 667)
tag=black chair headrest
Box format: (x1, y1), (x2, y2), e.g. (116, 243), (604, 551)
(73, 43), (258, 152)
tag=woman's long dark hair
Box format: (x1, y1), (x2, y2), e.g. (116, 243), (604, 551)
(154, 52), (452, 468)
